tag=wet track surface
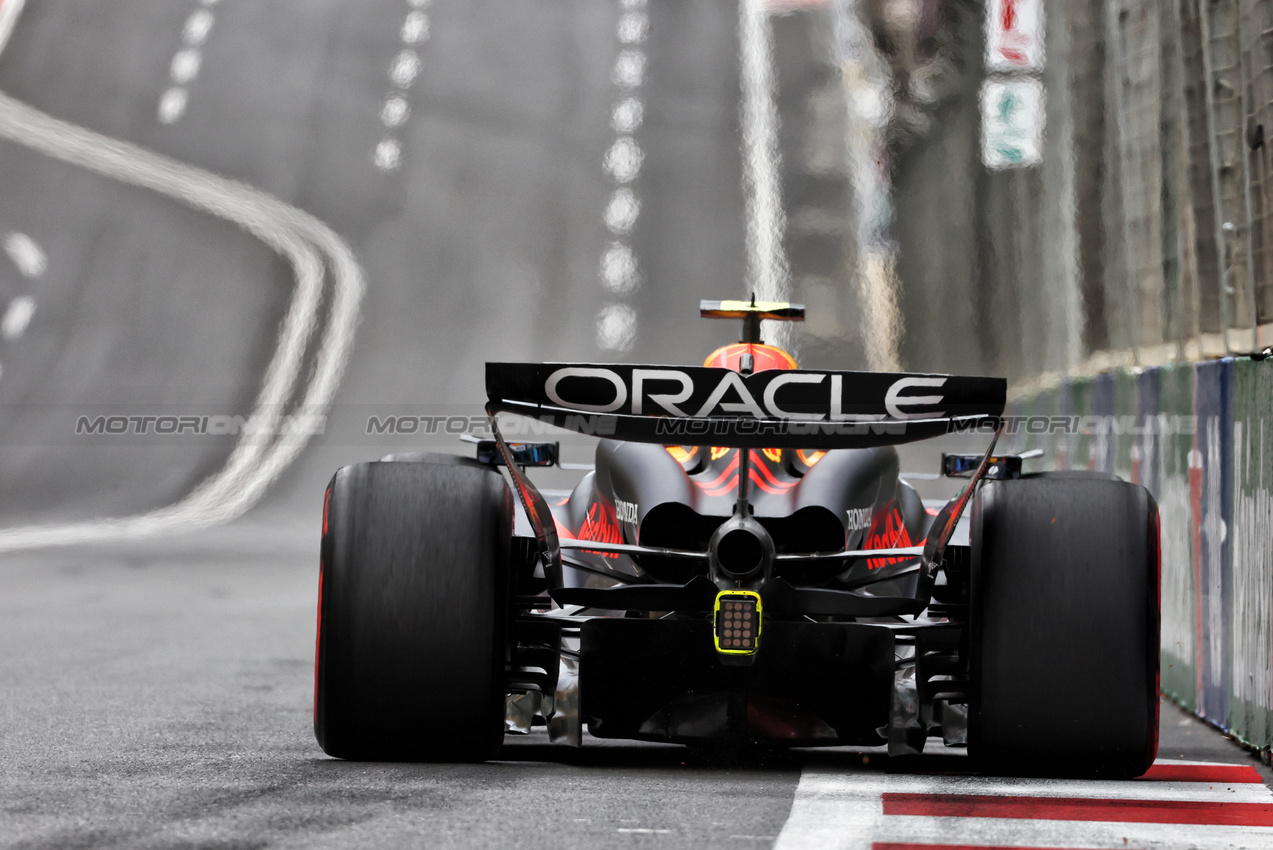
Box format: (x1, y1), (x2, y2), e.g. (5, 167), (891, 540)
(0, 2), (1270, 848)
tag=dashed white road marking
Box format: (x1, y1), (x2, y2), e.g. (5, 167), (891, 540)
(0, 0), (36, 370)
(603, 136), (643, 184)
(600, 241), (639, 294)
(0, 6), (42, 364)
(3, 231), (46, 278)
(373, 138), (402, 171)
(389, 49), (422, 88)
(603, 187), (639, 236)
(597, 0), (649, 353)
(157, 88), (189, 125)
(611, 49), (646, 88)
(169, 48), (201, 85)
(1, 294), (35, 339)
(0, 90), (365, 551)
(380, 95), (410, 128)
(182, 8), (214, 45)
(157, 1), (219, 124)
(617, 10), (649, 44)
(401, 10), (429, 44)
(374, 1), (432, 171)
(596, 303), (637, 351)
(611, 97), (643, 133)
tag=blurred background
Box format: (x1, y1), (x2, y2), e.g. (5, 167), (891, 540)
(1, 0), (1270, 533)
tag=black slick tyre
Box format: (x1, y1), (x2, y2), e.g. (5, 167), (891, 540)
(378, 451), (485, 468)
(314, 458), (513, 761)
(969, 475), (1160, 778)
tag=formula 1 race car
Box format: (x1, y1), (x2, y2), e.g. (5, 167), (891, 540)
(314, 300), (1161, 777)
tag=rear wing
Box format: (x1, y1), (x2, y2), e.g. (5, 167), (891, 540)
(486, 362), (1005, 449)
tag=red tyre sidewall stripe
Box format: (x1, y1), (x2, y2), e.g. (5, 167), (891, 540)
(1149, 501), (1161, 767)
(314, 564), (323, 725)
(315, 485), (331, 729)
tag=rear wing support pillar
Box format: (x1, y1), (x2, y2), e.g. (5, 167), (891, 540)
(488, 412), (562, 590)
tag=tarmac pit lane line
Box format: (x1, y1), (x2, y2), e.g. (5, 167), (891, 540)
(771, 761), (1273, 850)
(0, 90), (365, 551)
(616, 828), (673, 834)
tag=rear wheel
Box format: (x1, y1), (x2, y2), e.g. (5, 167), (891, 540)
(969, 474), (1159, 777)
(315, 458), (513, 761)
(378, 451), (484, 467)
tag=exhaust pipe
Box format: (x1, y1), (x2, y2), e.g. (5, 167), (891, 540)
(708, 514), (774, 582)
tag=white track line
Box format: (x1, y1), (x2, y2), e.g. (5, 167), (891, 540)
(879, 817), (1273, 850)
(0, 0), (27, 58)
(0, 91), (364, 551)
(738, 0), (791, 350)
(773, 764), (1273, 850)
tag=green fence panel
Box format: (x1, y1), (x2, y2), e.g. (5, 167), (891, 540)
(1155, 362), (1198, 711)
(1009, 358), (1273, 749)
(1008, 382), (1060, 460)
(1229, 358), (1273, 750)
(1112, 370), (1138, 481)
(1068, 377), (1095, 472)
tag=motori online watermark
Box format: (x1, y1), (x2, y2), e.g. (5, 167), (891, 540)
(365, 414), (614, 437)
(75, 413), (327, 437)
(954, 414), (1197, 437)
(363, 413), (1197, 438)
(64, 410), (1194, 443)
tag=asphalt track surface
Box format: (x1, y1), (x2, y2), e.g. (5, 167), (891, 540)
(0, 2), (1269, 849)
(1, 527), (1269, 849)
